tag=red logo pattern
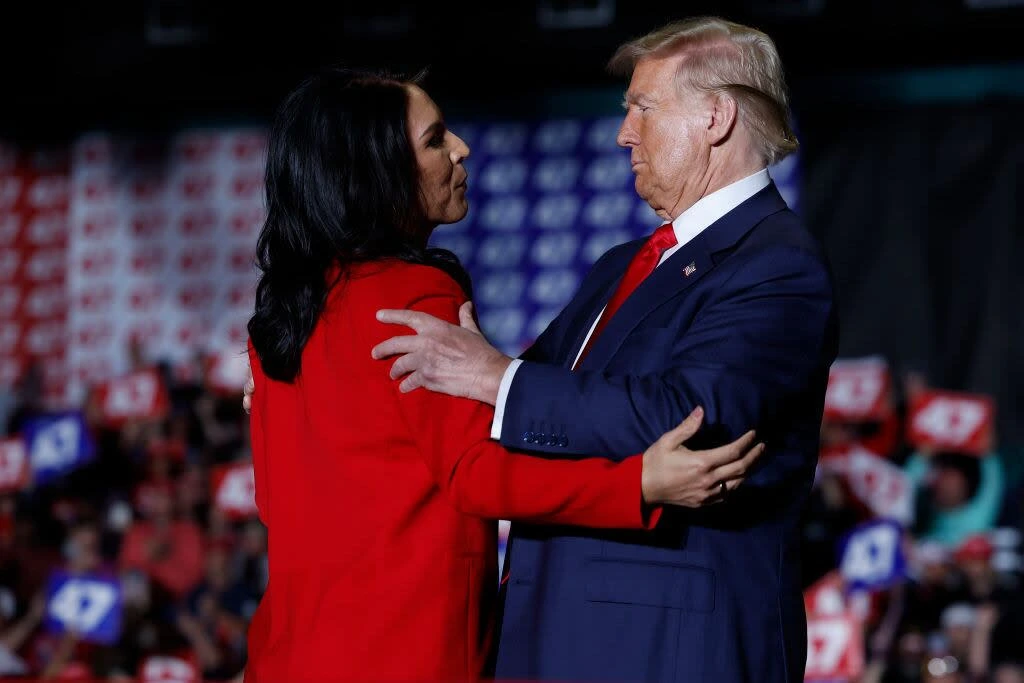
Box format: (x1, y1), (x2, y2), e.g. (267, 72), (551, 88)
(0, 131), (265, 405)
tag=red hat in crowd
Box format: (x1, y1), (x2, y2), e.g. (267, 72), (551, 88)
(953, 534), (994, 563)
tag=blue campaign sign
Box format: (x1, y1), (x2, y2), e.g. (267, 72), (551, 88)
(44, 571), (122, 645)
(434, 115), (801, 357)
(23, 411), (95, 486)
(838, 519), (907, 592)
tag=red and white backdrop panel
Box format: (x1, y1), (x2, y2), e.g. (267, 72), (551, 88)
(0, 142), (70, 402)
(66, 129), (266, 403)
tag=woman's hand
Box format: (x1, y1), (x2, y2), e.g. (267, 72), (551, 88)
(641, 407), (765, 507)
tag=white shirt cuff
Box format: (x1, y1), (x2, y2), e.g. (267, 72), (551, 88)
(490, 359), (524, 440)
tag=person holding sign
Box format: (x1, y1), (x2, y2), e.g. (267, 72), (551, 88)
(243, 68), (765, 683)
(904, 389), (1005, 547)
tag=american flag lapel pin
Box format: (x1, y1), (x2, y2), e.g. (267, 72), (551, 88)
(683, 262), (697, 277)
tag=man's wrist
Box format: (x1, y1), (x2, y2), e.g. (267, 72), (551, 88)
(478, 355), (512, 405)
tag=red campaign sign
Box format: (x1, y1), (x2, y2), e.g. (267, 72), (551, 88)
(93, 369), (170, 427)
(907, 390), (995, 456)
(0, 438), (30, 493)
(844, 446), (914, 525)
(211, 462), (257, 519)
(824, 358), (891, 422)
(805, 615), (865, 681)
(803, 571), (872, 624)
(804, 571), (848, 619)
(817, 444), (849, 478)
(139, 653), (201, 683)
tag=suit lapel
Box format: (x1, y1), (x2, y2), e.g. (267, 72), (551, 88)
(574, 236), (714, 371)
(558, 243), (641, 368)
(573, 183), (789, 371)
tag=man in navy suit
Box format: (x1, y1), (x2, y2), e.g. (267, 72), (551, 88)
(378, 16), (838, 683)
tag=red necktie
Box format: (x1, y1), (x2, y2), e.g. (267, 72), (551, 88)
(572, 223), (678, 370)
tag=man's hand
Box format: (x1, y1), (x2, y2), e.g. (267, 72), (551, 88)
(371, 302), (512, 405)
(641, 407), (765, 507)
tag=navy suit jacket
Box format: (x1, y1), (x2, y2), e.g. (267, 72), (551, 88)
(494, 183), (839, 683)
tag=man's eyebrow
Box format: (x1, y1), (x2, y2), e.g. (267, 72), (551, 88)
(625, 91), (657, 103)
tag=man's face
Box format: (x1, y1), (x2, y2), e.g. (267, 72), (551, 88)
(617, 54), (713, 220)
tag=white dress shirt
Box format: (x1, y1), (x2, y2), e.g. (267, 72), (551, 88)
(490, 168), (771, 439)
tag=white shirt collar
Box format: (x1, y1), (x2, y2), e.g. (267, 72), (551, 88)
(668, 168), (771, 249)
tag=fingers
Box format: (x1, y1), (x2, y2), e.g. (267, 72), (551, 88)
(704, 478), (739, 505)
(388, 353), (420, 380)
(710, 442), (766, 482)
(657, 407), (704, 447)
(705, 430), (757, 467)
(375, 309), (443, 332)
(370, 335), (421, 360)
(399, 372), (423, 393)
(459, 302), (481, 334)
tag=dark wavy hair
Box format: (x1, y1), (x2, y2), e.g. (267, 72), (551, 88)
(248, 67), (471, 382)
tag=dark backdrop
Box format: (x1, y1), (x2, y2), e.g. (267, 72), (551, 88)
(798, 98), (1024, 446)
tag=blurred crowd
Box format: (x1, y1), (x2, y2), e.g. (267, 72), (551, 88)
(0, 349), (1021, 682)
(803, 369), (1023, 683)
(0, 345), (260, 681)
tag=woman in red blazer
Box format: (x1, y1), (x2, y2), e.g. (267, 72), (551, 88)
(244, 68), (763, 682)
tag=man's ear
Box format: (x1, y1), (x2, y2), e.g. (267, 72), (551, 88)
(707, 92), (739, 146)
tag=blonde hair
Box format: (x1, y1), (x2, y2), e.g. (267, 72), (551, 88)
(608, 16), (798, 165)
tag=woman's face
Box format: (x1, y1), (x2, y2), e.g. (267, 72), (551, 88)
(405, 84), (470, 229)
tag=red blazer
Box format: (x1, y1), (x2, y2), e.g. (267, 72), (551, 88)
(244, 260), (654, 683)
